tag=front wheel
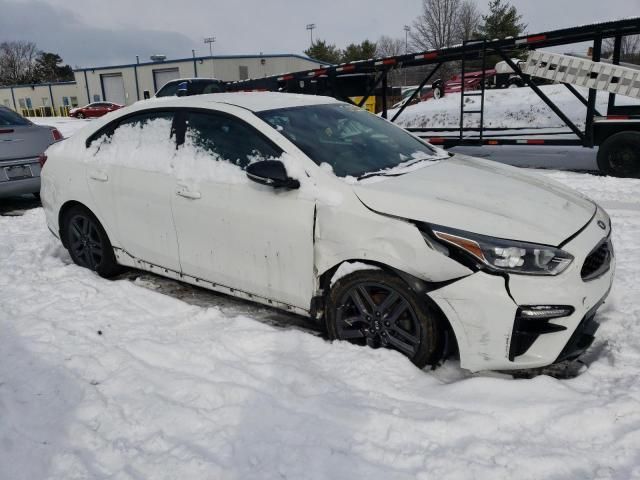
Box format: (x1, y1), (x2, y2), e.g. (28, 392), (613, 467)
(77, 112), (85, 119)
(62, 206), (121, 277)
(325, 270), (442, 368)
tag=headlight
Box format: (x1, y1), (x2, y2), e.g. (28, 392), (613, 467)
(425, 224), (574, 276)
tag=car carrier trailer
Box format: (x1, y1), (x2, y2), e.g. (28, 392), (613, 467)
(228, 17), (640, 177)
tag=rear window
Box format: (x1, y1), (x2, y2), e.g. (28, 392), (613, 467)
(0, 107), (31, 126)
(156, 83), (179, 97)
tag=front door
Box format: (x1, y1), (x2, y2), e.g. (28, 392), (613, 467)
(171, 108), (316, 310)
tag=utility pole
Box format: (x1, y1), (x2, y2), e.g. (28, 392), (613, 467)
(204, 36), (216, 78)
(403, 25), (410, 86)
(306, 24), (316, 47)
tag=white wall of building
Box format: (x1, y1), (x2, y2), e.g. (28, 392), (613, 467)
(75, 54), (324, 106)
(0, 82), (80, 114)
(0, 54), (324, 112)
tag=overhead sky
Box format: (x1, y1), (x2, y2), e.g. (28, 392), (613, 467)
(1, 0), (639, 68)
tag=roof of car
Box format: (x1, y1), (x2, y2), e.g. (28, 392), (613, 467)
(136, 91), (341, 113)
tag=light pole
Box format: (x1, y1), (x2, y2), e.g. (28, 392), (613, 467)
(404, 25), (410, 54)
(403, 25), (410, 86)
(204, 36), (216, 78)
(306, 24), (316, 47)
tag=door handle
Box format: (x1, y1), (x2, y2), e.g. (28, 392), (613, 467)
(176, 188), (201, 200)
(89, 171), (108, 182)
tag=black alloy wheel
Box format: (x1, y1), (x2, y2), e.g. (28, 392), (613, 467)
(69, 214), (103, 269)
(326, 270), (442, 368)
(63, 206), (121, 277)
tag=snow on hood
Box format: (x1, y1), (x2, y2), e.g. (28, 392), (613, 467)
(353, 154), (596, 246)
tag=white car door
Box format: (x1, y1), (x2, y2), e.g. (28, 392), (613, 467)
(87, 110), (181, 272)
(170, 108), (316, 311)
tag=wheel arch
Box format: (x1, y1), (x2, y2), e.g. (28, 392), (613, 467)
(317, 259), (461, 361)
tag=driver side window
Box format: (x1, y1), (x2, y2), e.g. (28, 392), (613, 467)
(181, 111), (282, 169)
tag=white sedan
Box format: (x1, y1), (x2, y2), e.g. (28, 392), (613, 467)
(41, 92), (614, 372)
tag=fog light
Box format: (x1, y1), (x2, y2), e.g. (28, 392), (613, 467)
(509, 306), (574, 360)
(519, 305), (574, 319)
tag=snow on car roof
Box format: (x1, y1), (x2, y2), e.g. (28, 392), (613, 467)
(140, 91), (342, 112)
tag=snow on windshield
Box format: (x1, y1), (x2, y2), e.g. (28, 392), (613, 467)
(258, 104), (444, 179)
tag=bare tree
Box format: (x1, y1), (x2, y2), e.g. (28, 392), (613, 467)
(458, 0), (482, 42)
(0, 41), (39, 85)
(410, 0), (461, 51)
(376, 36), (405, 57)
(604, 35), (640, 63)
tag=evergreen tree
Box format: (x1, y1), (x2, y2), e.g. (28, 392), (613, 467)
(34, 52), (74, 83)
(304, 40), (342, 65)
(342, 40), (377, 63)
(477, 0), (526, 39)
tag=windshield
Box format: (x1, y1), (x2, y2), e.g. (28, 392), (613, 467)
(257, 103), (444, 178)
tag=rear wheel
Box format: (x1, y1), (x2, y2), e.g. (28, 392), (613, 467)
(62, 206), (121, 277)
(597, 131), (640, 178)
(326, 270), (442, 368)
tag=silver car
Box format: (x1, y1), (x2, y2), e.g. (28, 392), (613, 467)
(0, 106), (63, 199)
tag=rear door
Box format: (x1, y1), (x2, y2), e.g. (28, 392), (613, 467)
(86, 110), (181, 271)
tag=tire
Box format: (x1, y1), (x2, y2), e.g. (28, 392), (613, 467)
(325, 270), (442, 368)
(62, 205), (121, 277)
(77, 112), (85, 119)
(507, 78), (524, 88)
(597, 131), (640, 178)
(432, 80), (444, 100)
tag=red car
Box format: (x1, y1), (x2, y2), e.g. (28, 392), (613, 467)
(422, 69), (497, 101)
(69, 102), (123, 119)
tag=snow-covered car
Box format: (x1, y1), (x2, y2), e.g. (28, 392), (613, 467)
(40, 92), (614, 372)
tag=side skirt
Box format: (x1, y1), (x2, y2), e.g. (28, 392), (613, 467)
(113, 247), (310, 317)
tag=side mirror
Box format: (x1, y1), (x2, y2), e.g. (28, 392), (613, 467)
(246, 160), (300, 189)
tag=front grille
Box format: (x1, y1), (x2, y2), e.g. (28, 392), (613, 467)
(581, 239), (612, 281)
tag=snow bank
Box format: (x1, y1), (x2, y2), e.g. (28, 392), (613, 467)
(2, 169), (640, 479)
(391, 84), (640, 130)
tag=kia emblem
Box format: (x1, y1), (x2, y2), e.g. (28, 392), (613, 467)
(597, 220), (607, 230)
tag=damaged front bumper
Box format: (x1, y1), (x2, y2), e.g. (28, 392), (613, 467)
(426, 210), (615, 372)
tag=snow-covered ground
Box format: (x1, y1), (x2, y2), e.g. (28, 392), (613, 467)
(2, 126), (640, 477)
(30, 116), (92, 139)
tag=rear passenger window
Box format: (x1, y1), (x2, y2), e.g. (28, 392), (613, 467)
(87, 110), (174, 147)
(118, 111), (174, 129)
(183, 111), (282, 168)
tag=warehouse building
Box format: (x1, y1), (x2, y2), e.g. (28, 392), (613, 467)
(0, 53), (324, 115)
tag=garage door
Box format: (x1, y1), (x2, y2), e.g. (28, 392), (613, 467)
(101, 74), (126, 105)
(153, 68), (181, 93)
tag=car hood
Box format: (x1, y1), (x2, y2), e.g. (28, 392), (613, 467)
(353, 154), (596, 246)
